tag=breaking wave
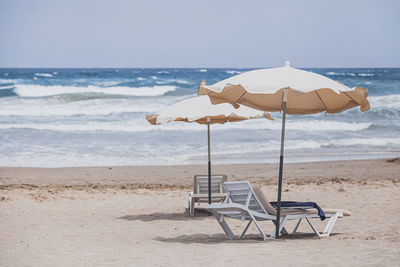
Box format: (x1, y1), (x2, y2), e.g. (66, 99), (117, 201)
(34, 73), (54, 78)
(13, 84), (177, 97)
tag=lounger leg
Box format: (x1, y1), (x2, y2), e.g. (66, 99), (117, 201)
(292, 218), (302, 234)
(189, 197), (195, 216)
(239, 220), (252, 239)
(272, 220), (289, 236)
(187, 196), (191, 215)
(305, 217), (322, 237)
(279, 216), (288, 235)
(322, 212), (341, 237)
(249, 214), (268, 240)
(216, 214), (236, 240)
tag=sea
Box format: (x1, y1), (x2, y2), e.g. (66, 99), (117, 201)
(0, 68), (399, 167)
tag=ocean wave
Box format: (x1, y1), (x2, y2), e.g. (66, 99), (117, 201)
(0, 102), (168, 117)
(93, 81), (120, 87)
(198, 69), (207, 72)
(368, 94), (400, 109)
(0, 118), (373, 133)
(326, 72), (374, 77)
(157, 71), (169, 74)
(262, 120), (372, 132)
(326, 72), (344, 76)
(0, 84), (14, 90)
(321, 137), (400, 148)
(0, 122), (170, 132)
(34, 73), (53, 77)
(0, 78), (18, 84)
(226, 70), (242, 75)
(13, 84), (177, 97)
(0, 94), (193, 116)
(216, 137), (400, 154)
(176, 79), (189, 84)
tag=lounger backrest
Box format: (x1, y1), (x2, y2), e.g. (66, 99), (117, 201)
(223, 181), (268, 215)
(194, 175), (227, 194)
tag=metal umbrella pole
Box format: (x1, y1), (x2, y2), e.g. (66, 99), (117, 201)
(207, 118), (212, 204)
(275, 90), (288, 238)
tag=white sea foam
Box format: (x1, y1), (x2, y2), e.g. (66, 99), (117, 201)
(0, 118), (373, 133)
(326, 72), (342, 75)
(226, 70), (242, 75)
(210, 137), (400, 156)
(176, 80), (189, 84)
(93, 81), (120, 87)
(322, 137), (400, 148)
(0, 78), (18, 84)
(137, 77), (145, 81)
(0, 100), (166, 117)
(0, 85), (14, 90)
(0, 94), (193, 117)
(157, 71), (169, 74)
(358, 73), (374, 77)
(258, 120), (372, 132)
(198, 69), (207, 72)
(151, 76), (158, 79)
(326, 72), (357, 76)
(34, 73), (53, 77)
(368, 94), (400, 109)
(13, 84), (177, 97)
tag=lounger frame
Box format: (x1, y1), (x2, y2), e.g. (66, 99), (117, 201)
(187, 175), (227, 216)
(206, 181), (344, 240)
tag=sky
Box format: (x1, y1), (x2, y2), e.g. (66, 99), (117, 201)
(0, 0), (399, 68)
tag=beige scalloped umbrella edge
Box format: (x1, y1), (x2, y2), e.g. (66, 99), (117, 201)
(198, 80), (370, 114)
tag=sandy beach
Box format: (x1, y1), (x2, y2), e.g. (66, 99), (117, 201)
(1, 158), (399, 266)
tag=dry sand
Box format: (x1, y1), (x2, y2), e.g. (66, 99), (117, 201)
(0, 158), (399, 266)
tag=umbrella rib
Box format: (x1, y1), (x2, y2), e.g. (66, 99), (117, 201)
(342, 91), (360, 105)
(315, 90), (328, 112)
(237, 91), (247, 104)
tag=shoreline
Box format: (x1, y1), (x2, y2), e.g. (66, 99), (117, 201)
(1, 158), (399, 188)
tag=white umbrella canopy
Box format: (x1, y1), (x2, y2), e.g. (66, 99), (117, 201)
(146, 95), (272, 205)
(146, 95), (272, 125)
(199, 61), (370, 114)
(198, 61), (370, 238)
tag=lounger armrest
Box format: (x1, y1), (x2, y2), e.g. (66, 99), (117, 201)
(190, 193), (227, 198)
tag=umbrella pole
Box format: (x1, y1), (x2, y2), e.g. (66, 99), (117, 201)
(275, 91), (288, 239)
(207, 120), (211, 204)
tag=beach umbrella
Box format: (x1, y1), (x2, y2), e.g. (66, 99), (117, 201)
(146, 95), (272, 204)
(198, 61), (370, 238)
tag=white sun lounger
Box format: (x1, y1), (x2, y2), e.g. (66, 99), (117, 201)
(187, 175), (227, 216)
(206, 181), (351, 240)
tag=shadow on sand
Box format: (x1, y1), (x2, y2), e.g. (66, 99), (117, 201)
(153, 232), (338, 244)
(118, 208), (211, 222)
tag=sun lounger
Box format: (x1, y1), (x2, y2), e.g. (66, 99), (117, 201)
(205, 181), (351, 240)
(187, 175), (227, 216)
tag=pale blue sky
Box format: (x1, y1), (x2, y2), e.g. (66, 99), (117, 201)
(1, 0), (399, 68)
